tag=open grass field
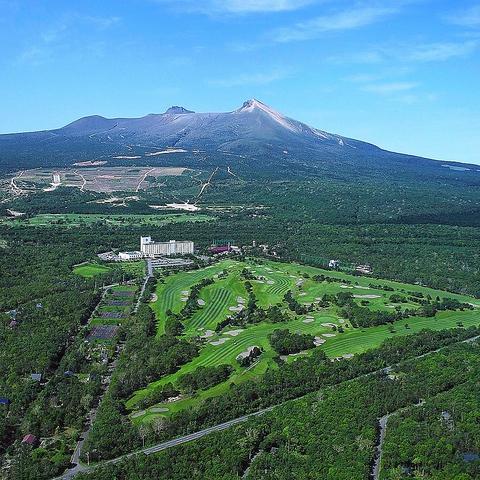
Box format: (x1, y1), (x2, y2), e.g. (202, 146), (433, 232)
(3, 212), (214, 227)
(73, 263), (111, 278)
(127, 258), (480, 423)
(73, 261), (145, 279)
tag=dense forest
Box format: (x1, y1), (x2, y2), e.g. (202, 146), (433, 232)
(74, 339), (480, 480)
(2, 156), (480, 479)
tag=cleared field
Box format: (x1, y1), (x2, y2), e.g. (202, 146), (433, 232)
(128, 258), (480, 422)
(7, 166), (187, 193)
(4, 212), (214, 227)
(73, 261), (145, 279)
(73, 263), (111, 278)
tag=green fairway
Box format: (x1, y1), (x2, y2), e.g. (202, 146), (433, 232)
(128, 257), (480, 423)
(73, 263), (111, 278)
(3, 212), (215, 227)
(152, 262), (238, 335)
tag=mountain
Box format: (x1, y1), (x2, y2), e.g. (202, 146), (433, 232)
(0, 99), (477, 178)
(55, 98), (360, 151)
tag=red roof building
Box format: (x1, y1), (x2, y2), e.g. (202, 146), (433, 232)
(21, 434), (37, 446)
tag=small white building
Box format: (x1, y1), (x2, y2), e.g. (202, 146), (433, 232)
(328, 259), (340, 269)
(119, 251), (144, 261)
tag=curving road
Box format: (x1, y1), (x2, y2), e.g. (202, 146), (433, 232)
(55, 408), (273, 479)
(54, 334), (480, 480)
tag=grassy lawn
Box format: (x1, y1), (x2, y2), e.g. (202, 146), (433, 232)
(127, 258), (480, 423)
(73, 263), (111, 278)
(2, 213), (215, 227)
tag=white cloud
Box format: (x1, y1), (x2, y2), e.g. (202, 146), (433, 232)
(268, 5), (400, 43)
(331, 39), (478, 66)
(447, 4), (480, 28)
(362, 81), (418, 94)
(403, 41), (479, 62)
(17, 14), (120, 66)
(156, 0), (315, 14)
(208, 70), (289, 87)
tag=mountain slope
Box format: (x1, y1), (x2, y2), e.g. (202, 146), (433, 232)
(0, 99), (478, 180)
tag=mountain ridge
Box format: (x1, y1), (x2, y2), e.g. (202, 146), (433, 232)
(0, 99), (478, 174)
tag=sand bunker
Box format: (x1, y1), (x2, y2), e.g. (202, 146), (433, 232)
(353, 294), (381, 299)
(181, 297), (188, 302)
(267, 280), (274, 285)
(343, 353), (354, 359)
(210, 338), (229, 346)
(314, 336), (326, 346)
(338, 318), (346, 324)
(321, 323), (337, 328)
(150, 293), (158, 303)
(200, 330), (215, 339)
(229, 305), (244, 312)
(356, 285), (371, 290)
(340, 285), (353, 289)
(131, 410), (146, 418)
(303, 318), (314, 324)
(224, 329), (244, 337)
(150, 407), (169, 413)
(181, 290), (189, 295)
(237, 346), (260, 360)
(299, 292), (307, 297)
(237, 297), (246, 304)
(197, 299), (206, 306)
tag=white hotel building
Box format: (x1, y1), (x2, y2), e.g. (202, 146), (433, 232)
(140, 237), (194, 257)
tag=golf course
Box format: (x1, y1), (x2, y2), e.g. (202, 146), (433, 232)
(127, 258), (480, 423)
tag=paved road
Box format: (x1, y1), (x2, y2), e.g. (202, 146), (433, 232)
(143, 407), (273, 455)
(134, 262), (152, 313)
(54, 334), (480, 480)
(371, 413), (390, 480)
(56, 408), (273, 479)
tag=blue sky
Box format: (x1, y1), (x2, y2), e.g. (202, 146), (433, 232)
(1, 0), (480, 163)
